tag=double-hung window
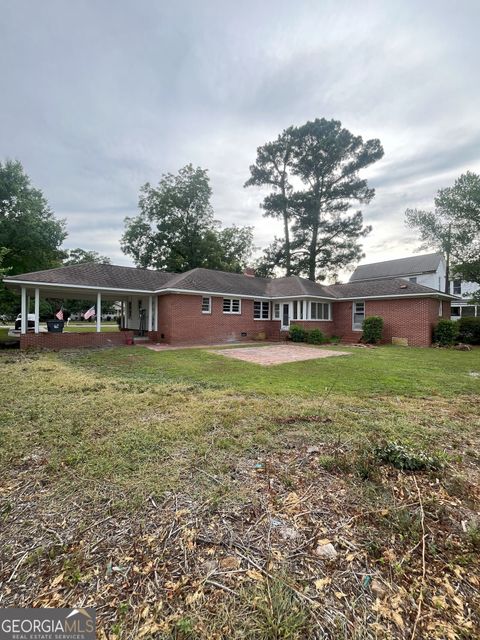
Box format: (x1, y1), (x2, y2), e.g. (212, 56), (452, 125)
(453, 280), (461, 295)
(310, 302), (331, 320)
(253, 300), (270, 319)
(223, 298), (241, 314)
(352, 301), (365, 331)
(201, 297), (211, 314)
(273, 303), (280, 320)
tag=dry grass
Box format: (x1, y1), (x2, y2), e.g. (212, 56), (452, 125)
(0, 346), (479, 639)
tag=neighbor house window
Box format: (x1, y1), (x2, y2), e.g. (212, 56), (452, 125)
(273, 303), (280, 320)
(310, 302), (331, 320)
(352, 301), (365, 331)
(462, 306), (475, 317)
(453, 280), (461, 295)
(128, 301), (132, 319)
(451, 306), (461, 317)
(292, 300), (304, 320)
(409, 277), (417, 283)
(201, 297), (211, 314)
(253, 300), (270, 319)
(223, 298), (241, 314)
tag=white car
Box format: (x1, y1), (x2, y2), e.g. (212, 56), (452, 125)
(15, 313), (36, 330)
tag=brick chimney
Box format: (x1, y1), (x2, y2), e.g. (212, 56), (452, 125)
(243, 267), (256, 278)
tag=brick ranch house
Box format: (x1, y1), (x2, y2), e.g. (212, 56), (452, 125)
(3, 263), (457, 349)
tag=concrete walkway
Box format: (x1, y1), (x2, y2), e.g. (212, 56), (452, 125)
(209, 344), (351, 366)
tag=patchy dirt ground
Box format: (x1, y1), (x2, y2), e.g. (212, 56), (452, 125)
(1, 442), (479, 639)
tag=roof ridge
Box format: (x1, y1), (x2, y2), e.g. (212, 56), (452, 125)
(354, 252), (443, 268)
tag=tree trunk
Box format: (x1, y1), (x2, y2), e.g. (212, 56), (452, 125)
(308, 221), (318, 281)
(283, 211), (291, 276)
(445, 224), (451, 294)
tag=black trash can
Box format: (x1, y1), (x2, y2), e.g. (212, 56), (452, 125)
(46, 319), (65, 333)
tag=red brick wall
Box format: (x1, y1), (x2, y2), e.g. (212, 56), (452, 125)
(155, 294), (450, 348)
(332, 298), (450, 347)
(157, 294), (277, 345)
(20, 331), (134, 350)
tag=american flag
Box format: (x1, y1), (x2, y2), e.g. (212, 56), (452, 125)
(55, 307), (64, 320)
(84, 306), (96, 320)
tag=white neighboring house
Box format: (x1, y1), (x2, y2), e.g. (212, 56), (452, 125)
(349, 252), (479, 320)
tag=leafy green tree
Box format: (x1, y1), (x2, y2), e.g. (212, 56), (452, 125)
(405, 171), (480, 292)
(122, 164), (253, 273)
(0, 160), (66, 273)
(246, 119), (383, 281)
(0, 247), (9, 279)
(245, 129), (295, 275)
(0, 160), (66, 315)
(289, 119), (383, 281)
(209, 225), (254, 272)
(64, 248), (111, 266)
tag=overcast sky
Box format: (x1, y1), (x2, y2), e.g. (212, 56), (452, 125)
(1, 0), (479, 277)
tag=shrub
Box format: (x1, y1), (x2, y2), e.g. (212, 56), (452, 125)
(434, 319), (458, 346)
(362, 316), (384, 344)
(457, 317), (480, 345)
(289, 324), (306, 342)
(329, 335), (341, 345)
(374, 442), (442, 472)
(306, 328), (325, 344)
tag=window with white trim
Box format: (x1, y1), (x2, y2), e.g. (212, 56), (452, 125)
(253, 300), (270, 319)
(310, 302), (331, 320)
(453, 280), (461, 295)
(201, 296), (211, 314)
(273, 303), (280, 320)
(352, 301), (365, 331)
(409, 277), (417, 283)
(438, 300), (443, 317)
(292, 300), (304, 320)
(451, 306), (461, 317)
(223, 298), (241, 314)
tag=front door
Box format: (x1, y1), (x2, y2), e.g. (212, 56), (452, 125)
(282, 303), (290, 330)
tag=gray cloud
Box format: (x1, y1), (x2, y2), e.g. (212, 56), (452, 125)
(1, 0), (479, 270)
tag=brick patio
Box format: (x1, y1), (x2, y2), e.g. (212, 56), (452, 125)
(209, 344), (351, 366)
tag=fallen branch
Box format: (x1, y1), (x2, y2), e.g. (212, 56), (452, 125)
(410, 475), (426, 640)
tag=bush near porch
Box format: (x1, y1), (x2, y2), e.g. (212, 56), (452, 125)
(0, 345), (479, 639)
(457, 316), (480, 344)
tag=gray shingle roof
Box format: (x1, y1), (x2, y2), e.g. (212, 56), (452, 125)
(166, 268), (271, 297)
(5, 263), (172, 291)
(328, 278), (447, 298)
(349, 253), (444, 281)
(4, 263), (453, 299)
(267, 275), (336, 298)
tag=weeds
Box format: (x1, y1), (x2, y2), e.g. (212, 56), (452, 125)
(373, 441), (443, 471)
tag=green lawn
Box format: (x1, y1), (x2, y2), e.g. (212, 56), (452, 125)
(0, 345), (478, 638)
(75, 343), (480, 397)
(64, 323), (119, 332)
(0, 327), (17, 341)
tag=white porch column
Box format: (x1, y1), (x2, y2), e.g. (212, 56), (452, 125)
(20, 287), (27, 334)
(96, 292), (101, 333)
(148, 295), (153, 332)
(34, 288), (40, 334)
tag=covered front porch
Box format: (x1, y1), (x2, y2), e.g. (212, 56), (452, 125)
(11, 282), (159, 349)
